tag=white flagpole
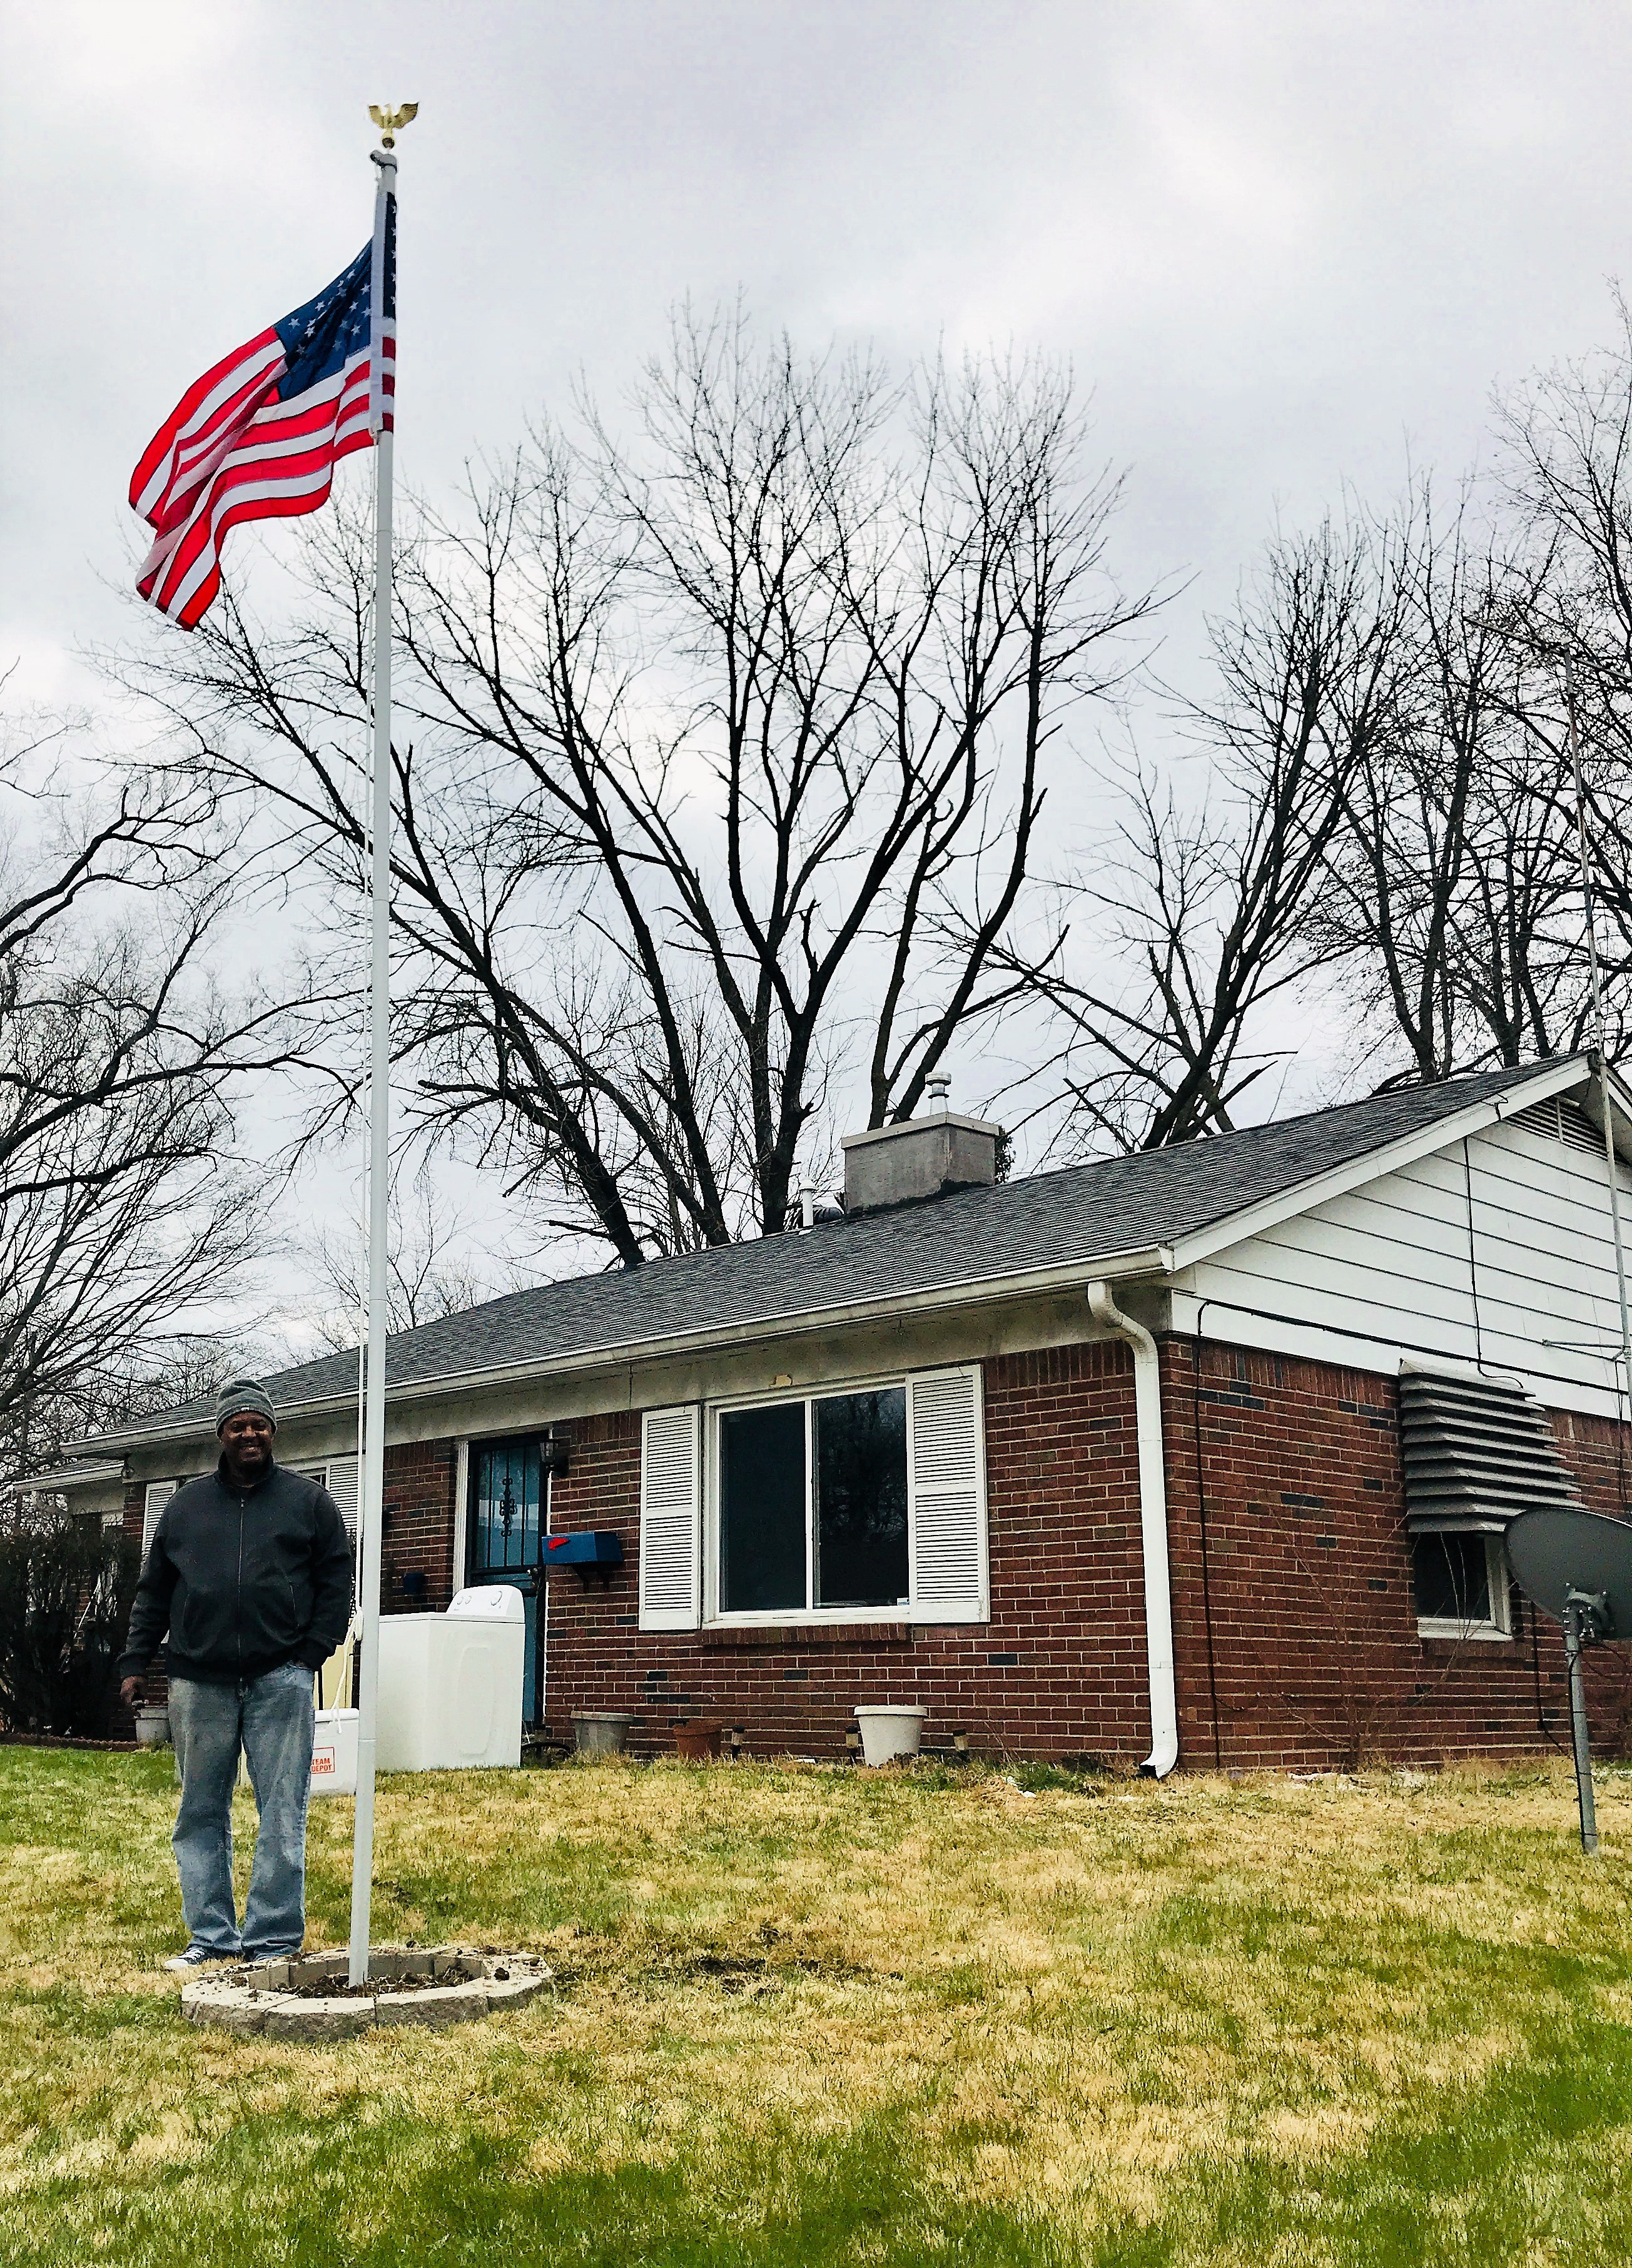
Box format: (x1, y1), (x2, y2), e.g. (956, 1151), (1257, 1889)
(348, 121), (402, 1990)
(1564, 669), (1632, 1425)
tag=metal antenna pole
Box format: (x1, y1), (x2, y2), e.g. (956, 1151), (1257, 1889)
(1566, 669), (1632, 1425)
(348, 114), (407, 1990)
(1562, 1587), (1609, 1855)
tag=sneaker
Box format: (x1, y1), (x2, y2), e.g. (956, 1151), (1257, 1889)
(162, 1946), (240, 1972)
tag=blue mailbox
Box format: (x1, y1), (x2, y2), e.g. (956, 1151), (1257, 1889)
(543, 1531), (624, 1588)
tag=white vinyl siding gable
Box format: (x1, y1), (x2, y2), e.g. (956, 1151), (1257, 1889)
(906, 1366), (988, 1622)
(141, 1481), (176, 1557)
(1179, 1109), (1632, 1415)
(640, 1404), (702, 1629)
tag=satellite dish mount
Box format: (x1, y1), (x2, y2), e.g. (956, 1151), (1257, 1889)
(1507, 1507), (1632, 1855)
(1561, 1587), (1611, 1851)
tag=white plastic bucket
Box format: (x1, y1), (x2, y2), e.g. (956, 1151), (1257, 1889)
(854, 1706), (925, 1766)
(573, 1711), (635, 1756)
(310, 1708), (360, 1797)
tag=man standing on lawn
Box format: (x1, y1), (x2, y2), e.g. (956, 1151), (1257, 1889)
(117, 1380), (353, 1972)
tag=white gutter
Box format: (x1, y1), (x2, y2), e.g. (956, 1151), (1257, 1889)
(1087, 1280), (1179, 1779)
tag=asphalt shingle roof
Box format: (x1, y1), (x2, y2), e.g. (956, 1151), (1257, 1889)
(100, 1060), (1574, 1444)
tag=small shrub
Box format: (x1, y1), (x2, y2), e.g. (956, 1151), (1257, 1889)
(0, 1514), (139, 1737)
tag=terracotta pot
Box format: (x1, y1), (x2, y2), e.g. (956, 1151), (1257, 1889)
(673, 1720), (722, 1761)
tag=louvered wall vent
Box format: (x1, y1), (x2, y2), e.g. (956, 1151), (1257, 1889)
(1508, 1095), (1603, 1155)
(1399, 1367), (1584, 1534)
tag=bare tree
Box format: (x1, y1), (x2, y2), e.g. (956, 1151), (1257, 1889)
(1300, 483), (1600, 1078)
(1023, 443), (1632, 1161)
(1493, 306), (1632, 1058)
(120, 314), (1156, 1260)
(0, 707), (295, 1481)
(288, 1163), (503, 1358)
(1002, 516), (1402, 1153)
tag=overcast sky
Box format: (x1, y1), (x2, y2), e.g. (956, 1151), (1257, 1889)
(6, 1), (1631, 700)
(4, 0), (1632, 1317)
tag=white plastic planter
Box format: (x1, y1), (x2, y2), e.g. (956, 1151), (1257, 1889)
(310, 1707), (360, 1797)
(854, 1706), (926, 1766)
(572, 1711), (634, 1756)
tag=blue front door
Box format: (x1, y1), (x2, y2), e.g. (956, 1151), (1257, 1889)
(467, 1437), (549, 1726)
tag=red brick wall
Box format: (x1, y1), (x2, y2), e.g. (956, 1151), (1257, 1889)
(116, 1342), (1632, 1769)
(1549, 1406), (1632, 1522)
(379, 1439), (460, 1612)
(535, 1347), (1153, 1763)
(1160, 1340), (1632, 1771)
(117, 1483), (155, 1731)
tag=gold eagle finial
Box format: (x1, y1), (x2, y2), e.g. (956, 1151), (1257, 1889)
(368, 103), (419, 149)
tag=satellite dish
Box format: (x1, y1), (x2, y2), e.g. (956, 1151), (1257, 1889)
(1506, 1506), (1632, 1854)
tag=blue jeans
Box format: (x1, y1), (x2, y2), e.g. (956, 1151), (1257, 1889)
(169, 1660), (314, 1959)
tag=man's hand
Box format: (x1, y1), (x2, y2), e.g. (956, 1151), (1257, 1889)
(120, 1676), (144, 1709)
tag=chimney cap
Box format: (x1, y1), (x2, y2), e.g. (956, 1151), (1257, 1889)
(841, 1108), (1002, 1152)
(840, 1103), (1003, 1213)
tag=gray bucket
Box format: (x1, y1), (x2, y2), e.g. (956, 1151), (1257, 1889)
(134, 1706), (171, 1749)
(572, 1711), (635, 1756)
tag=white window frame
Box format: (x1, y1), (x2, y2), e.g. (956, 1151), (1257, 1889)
(1413, 1531), (1514, 1643)
(702, 1369), (984, 1629)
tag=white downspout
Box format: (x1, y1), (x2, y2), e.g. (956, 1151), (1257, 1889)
(1087, 1281), (1179, 1778)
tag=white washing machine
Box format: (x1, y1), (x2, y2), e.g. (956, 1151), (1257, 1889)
(375, 1586), (526, 1772)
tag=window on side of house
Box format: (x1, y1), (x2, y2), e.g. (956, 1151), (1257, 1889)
(1411, 1531), (1512, 1640)
(719, 1387), (910, 1614)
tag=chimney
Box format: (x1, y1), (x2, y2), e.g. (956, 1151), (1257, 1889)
(841, 1081), (1001, 1216)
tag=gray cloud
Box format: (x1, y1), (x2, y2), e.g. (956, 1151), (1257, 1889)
(5, 0), (1631, 704)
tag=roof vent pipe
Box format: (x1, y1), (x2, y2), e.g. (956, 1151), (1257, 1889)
(926, 1073), (951, 1108)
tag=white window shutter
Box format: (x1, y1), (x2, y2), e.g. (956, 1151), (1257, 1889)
(315, 1457), (360, 1546)
(640, 1405), (702, 1630)
(907, 1367), (988, 1622)
(141, 1481), (176, 1556)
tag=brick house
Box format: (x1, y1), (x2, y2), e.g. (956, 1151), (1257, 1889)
(67, 1056), (1632, 1771)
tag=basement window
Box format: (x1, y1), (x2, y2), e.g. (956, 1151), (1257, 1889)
(1398, 1365), (1578, 1645)
(1411, 1532), (1512, 1641)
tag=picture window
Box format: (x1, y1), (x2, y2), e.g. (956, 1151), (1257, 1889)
(717, 1387), (910, 1615)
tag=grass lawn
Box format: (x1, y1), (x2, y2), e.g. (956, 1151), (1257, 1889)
(2, 1750), (1631, 2265)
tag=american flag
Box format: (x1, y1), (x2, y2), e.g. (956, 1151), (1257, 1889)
(129, 196), (395, 629)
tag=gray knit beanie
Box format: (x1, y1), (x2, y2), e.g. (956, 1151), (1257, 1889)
(215, 1377), (277, 1435)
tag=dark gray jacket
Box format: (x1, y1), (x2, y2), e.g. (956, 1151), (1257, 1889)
(118, 1457), (353, 1684)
